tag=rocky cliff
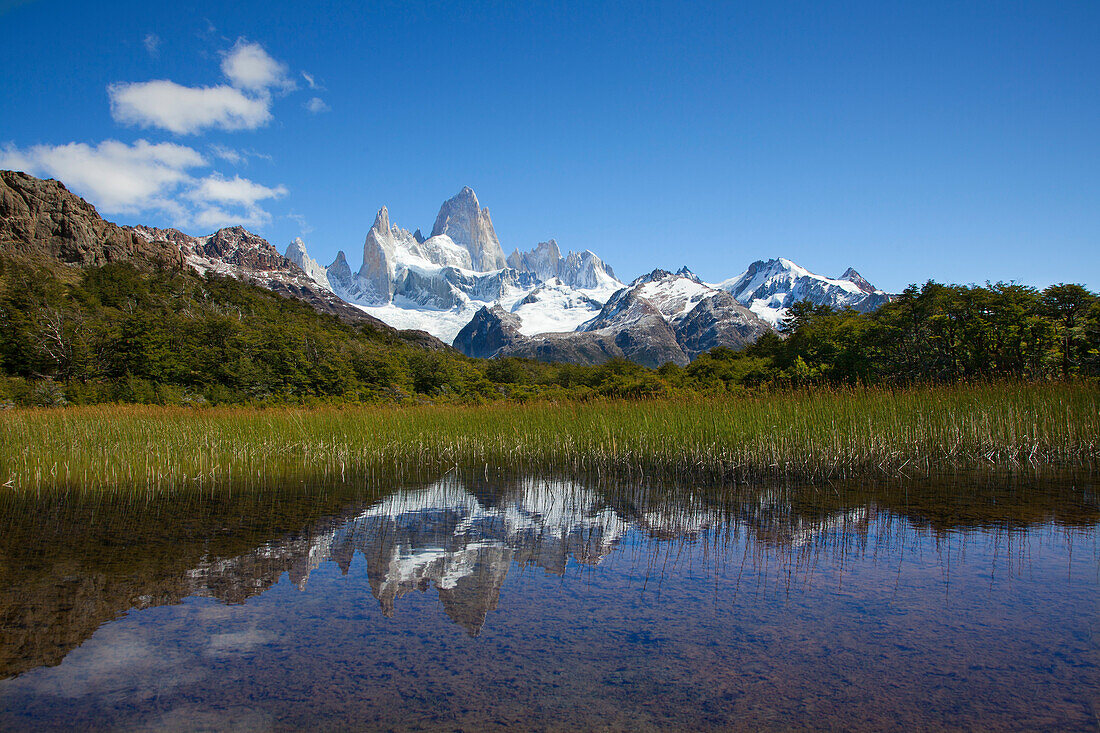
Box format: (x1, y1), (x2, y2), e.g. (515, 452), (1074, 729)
(430, 186), (507, 271)
(0, 170), (182, 268)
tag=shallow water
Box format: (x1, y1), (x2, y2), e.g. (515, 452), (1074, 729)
(1, 471), (1098, 731)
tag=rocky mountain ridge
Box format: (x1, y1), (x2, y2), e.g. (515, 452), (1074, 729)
(3, 170), (893, 367)
(0, 170), (183, 268)
(0, 170), (445, 348)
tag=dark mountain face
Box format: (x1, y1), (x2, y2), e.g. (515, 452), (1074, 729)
(452, 305), (524, 359)
(839, 267), (875, 294)
(674, 291), (770, 359)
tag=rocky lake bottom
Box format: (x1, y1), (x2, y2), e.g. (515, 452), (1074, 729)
(0, 469), (1097, 730)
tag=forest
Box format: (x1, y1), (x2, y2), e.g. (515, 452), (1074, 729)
(1, 256), (1097, 406)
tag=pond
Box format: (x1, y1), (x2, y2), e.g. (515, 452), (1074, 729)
(1, 470), (1098, 730)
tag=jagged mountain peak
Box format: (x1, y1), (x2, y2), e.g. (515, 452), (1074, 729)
(329, 250), (349, 269)
(284, 237), (328, 288)
(506, 240), (619, 292)
(431, 186), (505, 271)
(631, 268), (677, 286)
(637, 266), (701, 283)
(676, 266), (702, 282)
(372, 206), (391, 231)
(838, 267), (876, 293)
(286, 236), (307, 255)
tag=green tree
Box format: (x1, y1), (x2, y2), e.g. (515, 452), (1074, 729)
(1042, 284), (1095, 379)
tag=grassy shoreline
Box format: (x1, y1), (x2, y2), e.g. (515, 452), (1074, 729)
(1, 382), (1096, 493)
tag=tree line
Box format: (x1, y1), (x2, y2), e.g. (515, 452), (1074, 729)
(0, 257), (1096, 406)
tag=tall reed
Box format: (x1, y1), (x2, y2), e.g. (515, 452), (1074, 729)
(0, 382), (1096, 494)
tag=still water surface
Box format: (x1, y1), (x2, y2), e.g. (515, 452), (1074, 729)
(1, 471), (1098, 730)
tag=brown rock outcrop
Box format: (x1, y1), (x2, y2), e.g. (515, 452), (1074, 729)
(0, 170), (182, 268)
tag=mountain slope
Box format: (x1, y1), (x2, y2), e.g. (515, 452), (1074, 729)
(4, 170), (896, 368)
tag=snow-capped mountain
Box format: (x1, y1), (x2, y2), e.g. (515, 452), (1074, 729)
(716, 257), (889, 327)
(282, 186), (623, 343)
(456, 268), (771, 367)
(280, 189), (891, 361)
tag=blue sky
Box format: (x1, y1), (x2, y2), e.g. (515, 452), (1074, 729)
(1, 0), (1097, 291)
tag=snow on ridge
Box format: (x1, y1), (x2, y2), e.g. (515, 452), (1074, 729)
(711, 257), (886, 327)
(634, 272), (716, 323)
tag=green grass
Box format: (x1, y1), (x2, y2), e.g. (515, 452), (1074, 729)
(0, 382), (1096, 494)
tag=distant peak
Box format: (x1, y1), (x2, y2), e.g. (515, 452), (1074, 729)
(453, 186), (479, 205)
(839, 267), (875, 293)
(285, 237), (308, 257)
(632, 267), (674, 285)
(746, 257), (795, 274)
(372, 206), (390, 231)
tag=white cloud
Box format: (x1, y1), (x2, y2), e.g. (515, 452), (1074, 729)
(0, 139), (204, 215)
(285, 212), (313, 234)
(187, 174), (286, 229)
(301, 71), (322, 90)
(192, 205), (270, 230)
(0, 139), (287, 231)
(243, 148), (273, 163)
(304, 97), (330, 114)
(187, 173), (287, 207)
(208, 146), (274, 166)
(143, 33), (161, 57)
(108, 80), (272, 135)
(221, 39), (294, 93)
(209, 144), (243, 165)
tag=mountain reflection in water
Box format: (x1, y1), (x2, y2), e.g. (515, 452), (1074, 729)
(0, 471), (1097, 730)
